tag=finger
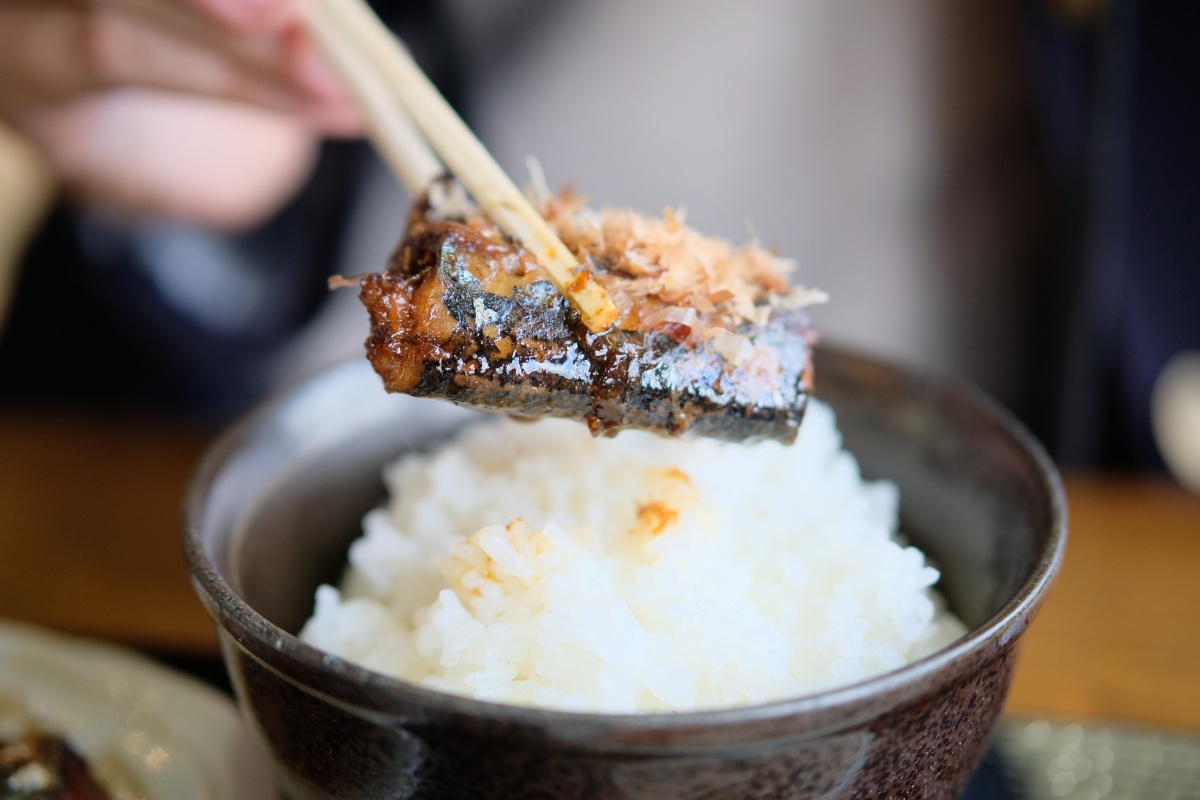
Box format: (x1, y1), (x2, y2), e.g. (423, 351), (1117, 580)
(0, 1), (309, 119)
(24, 88), (320, 230)
(101, 0), (298, 35)
(0, 2), (91, 116)
(97, 0), (364, 130)
(98, 0), (343, 102)
(108, 0), (344, 101)
(178, 0), (299, 34)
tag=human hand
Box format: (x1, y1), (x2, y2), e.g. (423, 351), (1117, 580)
(0, 0), (365, 230)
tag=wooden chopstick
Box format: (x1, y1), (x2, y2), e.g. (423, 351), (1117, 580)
(307, 0), (619, 333)
(305, 1), (442, 196)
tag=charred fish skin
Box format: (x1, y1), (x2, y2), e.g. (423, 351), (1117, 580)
(617, 312), (811, 443)
(363, 220), (596, 418)
(362, 219), (811, 444)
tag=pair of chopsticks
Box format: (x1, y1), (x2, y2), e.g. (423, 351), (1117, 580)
(305, 0), (617, 333)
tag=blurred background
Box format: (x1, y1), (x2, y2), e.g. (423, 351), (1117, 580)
(0, 3), (1198, 797)
(0, 0), (1196, 483)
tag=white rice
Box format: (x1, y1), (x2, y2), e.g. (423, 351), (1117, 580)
(300, 401), (966, 713)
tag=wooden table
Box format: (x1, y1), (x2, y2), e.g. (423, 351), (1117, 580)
(2, 410), (1198, 730)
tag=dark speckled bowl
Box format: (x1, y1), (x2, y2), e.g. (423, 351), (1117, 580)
(184, 347), (1065, 800)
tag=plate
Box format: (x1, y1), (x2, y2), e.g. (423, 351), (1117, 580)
(0, 620), (276, 799)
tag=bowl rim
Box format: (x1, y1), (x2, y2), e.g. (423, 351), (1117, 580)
(183, 346), (1067, 743)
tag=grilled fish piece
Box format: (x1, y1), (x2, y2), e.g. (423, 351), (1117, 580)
(0, 733), (112, 800)
(358, 195), (818, 444)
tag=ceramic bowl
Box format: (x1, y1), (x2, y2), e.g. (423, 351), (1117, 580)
(183, 347), (1065, 799)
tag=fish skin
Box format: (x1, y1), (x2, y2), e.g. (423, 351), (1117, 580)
(361, 219), (812, 444)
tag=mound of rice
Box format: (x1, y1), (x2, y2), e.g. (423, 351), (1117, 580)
(300, 401), (965, 713)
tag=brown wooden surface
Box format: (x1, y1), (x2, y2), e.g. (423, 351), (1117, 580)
(1005, 474), (1200, 729)
(1, 411), (1198, 728)
(0, 410), (216, 653)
